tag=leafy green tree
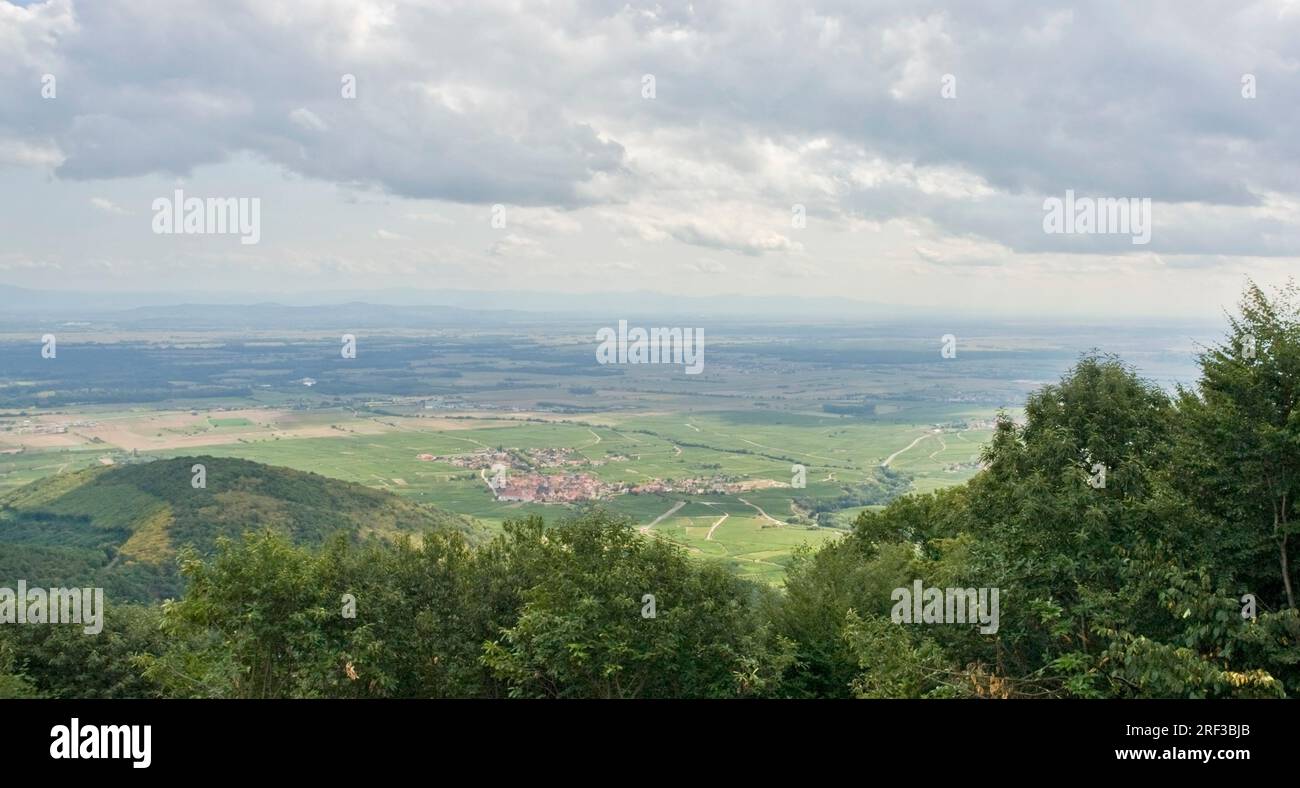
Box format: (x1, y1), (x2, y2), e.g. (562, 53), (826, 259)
(0, 638), (39, 698)
(327, 531), (504, 698)
(779, 341), (1294, 698)
(142, 530), (345, 698)
(841, 611), (967, 698)
(773, 535), (923, 697)
(0, 603), (167, 698)
(1174, 281), (1300, 611)
(481, 511), (791, 698)
(1021, 352), (1173, 498)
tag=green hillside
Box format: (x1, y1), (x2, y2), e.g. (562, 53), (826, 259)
(0, 456), (483, 601)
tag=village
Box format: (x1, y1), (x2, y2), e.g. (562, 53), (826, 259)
(416, 446), (777, 504)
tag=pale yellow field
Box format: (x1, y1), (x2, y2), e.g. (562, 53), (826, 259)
(0, 407), (528, 453)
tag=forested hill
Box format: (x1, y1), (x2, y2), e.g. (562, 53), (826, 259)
(0, 456), (483, 601)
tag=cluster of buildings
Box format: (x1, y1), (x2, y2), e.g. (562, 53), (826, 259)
(418, 449), (517, 469)
(629, 476), (774, 496)
(494, 472), (614, 503)
(0, 418), (99, 438)
(5, 420), (67, 435)
(418, 446), (628, 472)
(527, 447), (594, 468)
(419, 447), (774, 504)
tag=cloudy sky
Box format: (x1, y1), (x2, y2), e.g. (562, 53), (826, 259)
(2, 0), (1298, 317)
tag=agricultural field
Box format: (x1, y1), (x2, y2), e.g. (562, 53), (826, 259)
(0, 399), (994, 584)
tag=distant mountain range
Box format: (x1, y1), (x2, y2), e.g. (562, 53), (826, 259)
(0, 284), (908, 323)
(0, 284), (1222, 331)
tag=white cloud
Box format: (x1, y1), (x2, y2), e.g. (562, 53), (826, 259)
(288, 107), (329, 133)
(680, 257), (727, 274)
(489, 233), (548, 258)
(0, 137), (65, 168)
(510, 208), (583, 235)
(89, 197), (128, 215)
(0, 0), (1297, 316)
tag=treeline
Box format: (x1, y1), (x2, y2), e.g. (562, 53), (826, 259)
(2, 282), (1299, 699)
(1, 516), (790, 699)
(0, 386), (252, 408)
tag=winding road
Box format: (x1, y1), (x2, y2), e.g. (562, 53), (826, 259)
(738, 497), (786, 526)
(640, 500), (686, 534)
(881, 433), (931, 467)
(705, 513), (729, 540)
